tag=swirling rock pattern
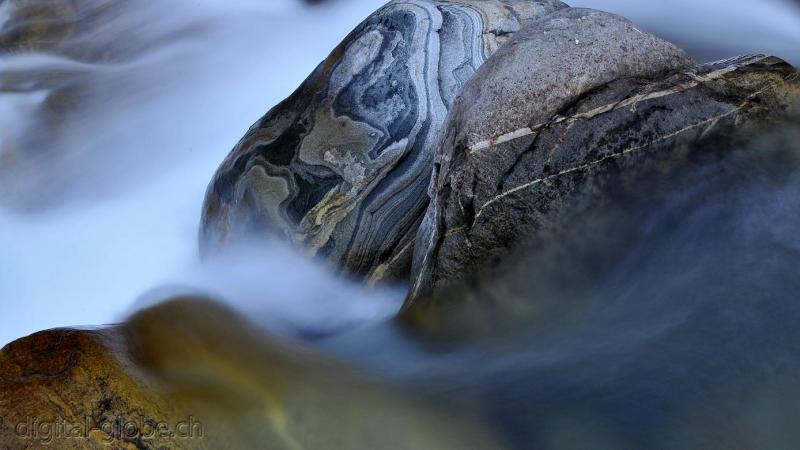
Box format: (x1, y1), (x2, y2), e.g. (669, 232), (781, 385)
(407, 49), (800, 305)
(200, 0), (567, 283)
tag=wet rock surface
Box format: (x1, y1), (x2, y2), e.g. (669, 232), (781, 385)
(407, 53), (800, 304)
(0, 326), (194, 449)
(0, 297), (502, 449)
(402, 120), (800, 335)
(200, 0), (567, 283)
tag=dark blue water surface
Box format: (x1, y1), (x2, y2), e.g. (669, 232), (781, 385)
(323, 130), (800, 449)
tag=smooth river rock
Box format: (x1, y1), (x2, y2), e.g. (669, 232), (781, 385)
(0, 297), (502, 449)
(408, 8), (696, 301)
(407, 48), (800, 302)
(200, 0), (567, 283)
(0, 0), (127, 191)
(0, 0), (200, 63)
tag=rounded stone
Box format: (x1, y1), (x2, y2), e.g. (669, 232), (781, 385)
(0, 297), (503, 449)
(200, 0), (567, 283)
(407, 10), (799, 303)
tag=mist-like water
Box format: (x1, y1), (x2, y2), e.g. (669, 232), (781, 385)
(0, 0), (391, 345)
(2, 1), (800, 448)
(0, 0), (798, 347)
(317, 127), (800, 446)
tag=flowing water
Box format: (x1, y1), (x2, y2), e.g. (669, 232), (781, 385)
(0, 0), (401, 345)
(1, 1), (800, 448)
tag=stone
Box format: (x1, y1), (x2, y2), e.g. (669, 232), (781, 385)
(200, 0), (567, 284)
(0, 326), (193, 449)
(407, 49), (800, 304)
(0, 0), (125, 190)
(0, 297), (502, 449)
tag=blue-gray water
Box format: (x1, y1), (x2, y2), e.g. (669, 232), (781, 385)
(1, 0), (798, 345)
(321, 128), (800, 449)
(1, 1), (800, 448)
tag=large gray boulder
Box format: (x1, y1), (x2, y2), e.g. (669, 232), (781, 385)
(200, 0), (567, 283)
(409, 8), (698, 301)
(407, 14), (799, 303)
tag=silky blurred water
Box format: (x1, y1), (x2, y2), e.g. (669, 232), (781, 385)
(0, 0), (396, 345)
(1, 1), (800, 448)
(320, 128), (800, 448)
(0, 0), (798, 404)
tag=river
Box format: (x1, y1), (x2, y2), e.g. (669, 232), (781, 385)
(1, 1), (799, 448)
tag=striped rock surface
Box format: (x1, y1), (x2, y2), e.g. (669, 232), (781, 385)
(200, 0), (567, 283)
(407, 49), (800, 303)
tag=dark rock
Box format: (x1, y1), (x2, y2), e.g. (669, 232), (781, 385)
(0, 297), (502, 449)
(200, 0), (567, 284)
(407, 50), (800, 305)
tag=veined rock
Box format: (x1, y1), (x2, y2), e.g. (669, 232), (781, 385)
(407, 21), (799, 305)
(200, 0), (567, 283)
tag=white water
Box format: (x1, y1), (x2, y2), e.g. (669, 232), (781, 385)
(0, 0), (798, 346)
(0, 0), (391, 346)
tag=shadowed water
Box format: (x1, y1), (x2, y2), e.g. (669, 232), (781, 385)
(322, 127), (800, 449)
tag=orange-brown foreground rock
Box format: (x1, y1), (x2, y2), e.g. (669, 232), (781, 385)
(0, 297), (502, 449)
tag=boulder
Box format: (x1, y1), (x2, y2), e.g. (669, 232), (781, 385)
(0, 326), (194, 449)
(0, 297), (502, 449)
(407, 28), (799, 303)
(200, 0), (567, 283)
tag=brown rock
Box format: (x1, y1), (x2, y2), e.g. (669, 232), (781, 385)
(0, 297), (503, 449)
